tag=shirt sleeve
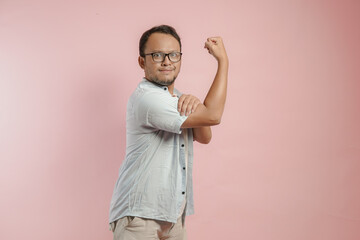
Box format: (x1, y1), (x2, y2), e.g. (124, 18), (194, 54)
(136, 92), (188, 134)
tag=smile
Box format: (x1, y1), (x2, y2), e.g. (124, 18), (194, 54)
(159, 69), (174, 74)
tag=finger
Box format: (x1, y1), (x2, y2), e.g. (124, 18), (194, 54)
(204, 41), (213, 49)
(208, 37), (221, 43)
(178, 95), (186, 112)
(181, 97), (191, 116)
(205, 40), (217, 54)
(207, 38), (217, 44)
(192, 100), (201, 113)
(185, 98), (196, 116)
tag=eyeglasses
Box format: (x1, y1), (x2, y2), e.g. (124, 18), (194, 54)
(144, 52), (182, 63)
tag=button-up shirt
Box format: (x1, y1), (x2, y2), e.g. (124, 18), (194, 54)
(109, 78), (194, 224)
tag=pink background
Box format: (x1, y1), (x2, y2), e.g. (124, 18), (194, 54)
(1, 0), (360, 239)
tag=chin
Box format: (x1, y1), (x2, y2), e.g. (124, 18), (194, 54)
(151, 76), (177, 86)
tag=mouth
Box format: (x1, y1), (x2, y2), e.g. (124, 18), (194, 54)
(159, 68), (174, 73)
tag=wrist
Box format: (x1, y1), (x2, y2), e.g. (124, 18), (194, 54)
(217, 56), (229, 68)
(216, 55), (229, 64)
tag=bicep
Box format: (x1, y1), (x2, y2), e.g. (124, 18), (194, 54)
(181, 104), (220, 128)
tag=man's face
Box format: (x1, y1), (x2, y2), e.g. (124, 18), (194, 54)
(139, 33), (181, 86)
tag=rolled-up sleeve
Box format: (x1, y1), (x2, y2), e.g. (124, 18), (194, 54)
(136, 92), (188, 134)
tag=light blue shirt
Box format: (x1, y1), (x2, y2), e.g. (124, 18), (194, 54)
(109, 78), (194, 224)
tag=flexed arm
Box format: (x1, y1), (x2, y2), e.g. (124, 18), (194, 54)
(181, 37), (229, 129)
(177, 94), (212, 144)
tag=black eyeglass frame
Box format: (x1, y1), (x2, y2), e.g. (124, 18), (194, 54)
(143, 52), (183, 63)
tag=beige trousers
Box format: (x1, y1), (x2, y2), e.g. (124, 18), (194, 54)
(110, 214), (187, 240)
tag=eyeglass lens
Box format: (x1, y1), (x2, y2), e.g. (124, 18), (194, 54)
(152, 52), (181, 62)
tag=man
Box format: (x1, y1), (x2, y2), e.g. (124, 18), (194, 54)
(109, 25), (228, 240)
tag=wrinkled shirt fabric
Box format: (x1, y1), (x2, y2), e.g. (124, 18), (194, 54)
(109, 78), (194, 225)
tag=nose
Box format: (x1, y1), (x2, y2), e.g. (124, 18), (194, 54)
(161, 54), (172, 65)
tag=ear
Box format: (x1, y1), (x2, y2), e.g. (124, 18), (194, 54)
(138, 56), (145, 69)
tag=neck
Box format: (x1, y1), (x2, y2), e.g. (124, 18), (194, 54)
(167, 83), (174, 95)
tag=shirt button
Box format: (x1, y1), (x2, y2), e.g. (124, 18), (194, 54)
(163, 87), (167, 90)
(183, 167), (186, 170)
(181, 144), (184, 147)
(182, 191), (185, 194)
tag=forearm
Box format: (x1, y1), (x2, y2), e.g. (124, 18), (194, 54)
(203, 59), (229, 122)
(193, 126), (212, 144)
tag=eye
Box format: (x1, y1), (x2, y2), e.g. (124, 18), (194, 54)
(152, 53), (163, 58)
(169, 52), (178, 57)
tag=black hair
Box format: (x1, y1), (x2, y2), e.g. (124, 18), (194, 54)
(139, 25), (181, 57)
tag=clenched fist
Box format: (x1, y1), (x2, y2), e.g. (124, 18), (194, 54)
(204, 37), (228, 62)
